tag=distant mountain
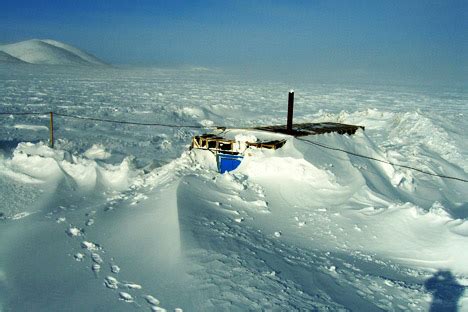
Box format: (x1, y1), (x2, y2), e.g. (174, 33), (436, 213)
(0, 39), (107, 66)
(0, 51), (27, 64)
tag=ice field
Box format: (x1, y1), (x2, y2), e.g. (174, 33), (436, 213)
(0, 64), (467, 311)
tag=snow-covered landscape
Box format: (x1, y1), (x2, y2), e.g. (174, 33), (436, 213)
(0, 46), (466, 311)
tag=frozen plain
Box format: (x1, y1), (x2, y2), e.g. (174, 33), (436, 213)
(0, 64), (467, 311)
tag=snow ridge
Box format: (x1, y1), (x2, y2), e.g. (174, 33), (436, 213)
(0, 39), (107, 66)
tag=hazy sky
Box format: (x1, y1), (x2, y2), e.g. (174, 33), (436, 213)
(1, 0), (466, 84)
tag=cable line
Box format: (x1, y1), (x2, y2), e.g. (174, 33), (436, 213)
(0, 112), (48, 116)
(53, 112), (209, 129)
(296, 137), (468, 183)
(1, 111), (466, 183)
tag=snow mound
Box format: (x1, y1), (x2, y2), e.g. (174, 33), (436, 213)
(0, 39), (107, 66)
(0, 67), (466, 311)
(184, 130), (468, 276)
(84, 144), (111, 160)
(0, 142), (142, 217)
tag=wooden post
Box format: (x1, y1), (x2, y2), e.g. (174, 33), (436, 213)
(287, 90), (294, 134)
(49, 112), (54, 148)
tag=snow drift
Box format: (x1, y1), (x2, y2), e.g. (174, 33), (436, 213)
(175, 131), (468, 309)
(0, 129), (466, 310)
(0, 66), (466, 311)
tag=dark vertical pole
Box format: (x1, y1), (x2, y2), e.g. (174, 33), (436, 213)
(287, 90), (294, 134)
(49, 112), (54, 148)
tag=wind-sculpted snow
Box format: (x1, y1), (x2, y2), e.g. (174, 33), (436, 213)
(0, 66), (467, 311)
(0, 142), (142, 219)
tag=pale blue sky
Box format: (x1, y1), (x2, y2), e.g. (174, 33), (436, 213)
(1, 0), (466, 84)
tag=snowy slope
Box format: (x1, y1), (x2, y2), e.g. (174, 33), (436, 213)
(41, 39), (107, 66)
(0, 134), (466, 310)
(0, 51), (27, 64)
(0, 39), (106, 66)
(0, 66), (466, 311)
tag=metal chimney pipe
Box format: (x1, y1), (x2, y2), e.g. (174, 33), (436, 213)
(287, 90), (294, 133)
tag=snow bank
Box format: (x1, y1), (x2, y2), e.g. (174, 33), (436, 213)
(83, 144), (111, 160)
(0, 67), (466, 311)
(9, 142), (139, 190)
(234, 133), (257, 153)
(239, 143), (337, 189)
(0, 142), (142, 217)
(183, 130), (468, 279)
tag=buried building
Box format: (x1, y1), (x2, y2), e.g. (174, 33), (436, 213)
(191, 131), (286, 173)
(191, 122), (364, 173)
(191, 91), (364, 173)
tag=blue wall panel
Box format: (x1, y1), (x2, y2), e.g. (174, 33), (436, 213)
(218, 154), (243, 173)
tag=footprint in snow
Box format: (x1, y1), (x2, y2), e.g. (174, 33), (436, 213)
(124, 282), (142, 290)
(81, 241), (101, 251)
(110, 264), (120, 274)
(104, 276), (119, 289)
(78, 241), (104, 274)
(105, 279), (164, 309)
(66, 226), (83, 237)
(74, 253), (85, 261)
(66, 220), (168, 309)
(145, 295), (160, 306)
(118, 292), (133, 303)
(145, 295), (170, 311)
(91, 253), (103, 264)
